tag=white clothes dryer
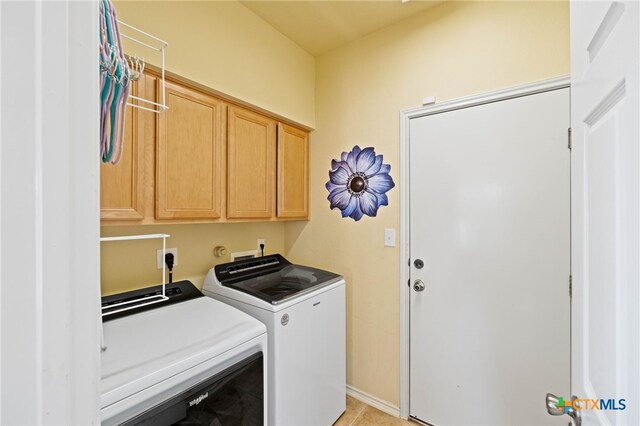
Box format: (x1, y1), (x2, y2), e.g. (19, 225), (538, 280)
(100, 281), (268, 425)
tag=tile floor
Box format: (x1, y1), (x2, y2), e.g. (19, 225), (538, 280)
(333, 396), (417, 426)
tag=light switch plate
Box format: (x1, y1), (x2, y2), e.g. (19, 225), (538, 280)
(384, 228), (396, 247)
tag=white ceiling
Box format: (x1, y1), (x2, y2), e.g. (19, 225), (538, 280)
(240, 0), (443, 56)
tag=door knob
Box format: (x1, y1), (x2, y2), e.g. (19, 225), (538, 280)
(413, 279), (425, 292)
(546, 393), (581, 426)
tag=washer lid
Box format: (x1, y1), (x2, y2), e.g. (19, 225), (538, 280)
(100, 296), (266, 408)
(222, 264), (342, 305)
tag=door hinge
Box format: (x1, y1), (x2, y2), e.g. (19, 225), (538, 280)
(569, 275), (573, 297)
(408, 279), (411, 288)
(568, 127), (572, 150)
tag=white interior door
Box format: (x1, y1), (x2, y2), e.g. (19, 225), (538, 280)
(409, 87), (570, 425)
(569, 1), (639, 425)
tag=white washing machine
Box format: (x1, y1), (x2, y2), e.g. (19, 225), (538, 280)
(203, 254), (346, 426)
(100, 280), (268, 425)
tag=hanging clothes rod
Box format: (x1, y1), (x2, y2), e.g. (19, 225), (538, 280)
(118, 21), (168, 50)
(118, 20), (169, 113)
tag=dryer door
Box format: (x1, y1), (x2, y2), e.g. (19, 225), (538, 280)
(122, 353), (263, 426)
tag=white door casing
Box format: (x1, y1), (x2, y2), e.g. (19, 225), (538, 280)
(570, 1), (640, 425)
(0, 1), (101, 424)
(400, 78), (571, 424)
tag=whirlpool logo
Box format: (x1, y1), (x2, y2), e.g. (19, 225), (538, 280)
(556, 396), (626, 413)
(189, 392), (209, 407)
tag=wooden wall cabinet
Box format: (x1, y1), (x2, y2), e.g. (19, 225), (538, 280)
(156, 81), (226, 219)
(277, 123), (309, 218)
(100, 69), (310, 225)
(227, 105), (277, 219)
(100, 79), (145, 220)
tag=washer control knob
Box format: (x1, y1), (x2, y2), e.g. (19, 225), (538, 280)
(281, 313), (290, 326)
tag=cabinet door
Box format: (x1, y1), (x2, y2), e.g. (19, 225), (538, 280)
(100, 79), (145, 220)
(156, 81), (226, 219)
(277, 123), (309, 218)
(227, 106), (276, 219)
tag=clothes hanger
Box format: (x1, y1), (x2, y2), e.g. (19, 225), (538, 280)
(103, 0), (119, 162)
(99, 0), (132, 165)
(111, 74), (130, 165)
(99, 1), (109, 159)
(109, 55), (144, 163)
(106, 0), (131, 165)
(102, 48), (118, 162)
(101, 0), (117, 162)
(128, 56), (145, 81)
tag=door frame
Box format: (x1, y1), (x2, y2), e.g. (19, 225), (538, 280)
(0, 1), (101, 423)
(398, 75), (570, 419)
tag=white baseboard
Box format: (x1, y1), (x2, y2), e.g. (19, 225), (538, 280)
(346, 385), (402, 418)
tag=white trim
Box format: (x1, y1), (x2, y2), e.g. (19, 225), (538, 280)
(402, 75), (570, 120)
(399, 101), (411, 419)
(398, 75), (571, 418)
(0, 2), (100, 423)
(346, 385), (402, 419)
(0, 1), (3, 419)
(34, 3), (45, 421)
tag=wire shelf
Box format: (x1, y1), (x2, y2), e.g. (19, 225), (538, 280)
(119, 20), (169, 113)
(99, 233), (171, 318)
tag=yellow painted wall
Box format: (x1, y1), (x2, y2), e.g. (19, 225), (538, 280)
(101, 223), (285, 295)
(284, 1), (569, 407)
(114, 1), (316, 127)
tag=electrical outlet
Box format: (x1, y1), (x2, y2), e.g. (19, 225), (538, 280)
(257, 238), (265, 253)
(157, 247), (178, 269)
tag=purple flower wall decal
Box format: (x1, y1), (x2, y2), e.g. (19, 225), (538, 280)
(326, 145), (395, 221)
